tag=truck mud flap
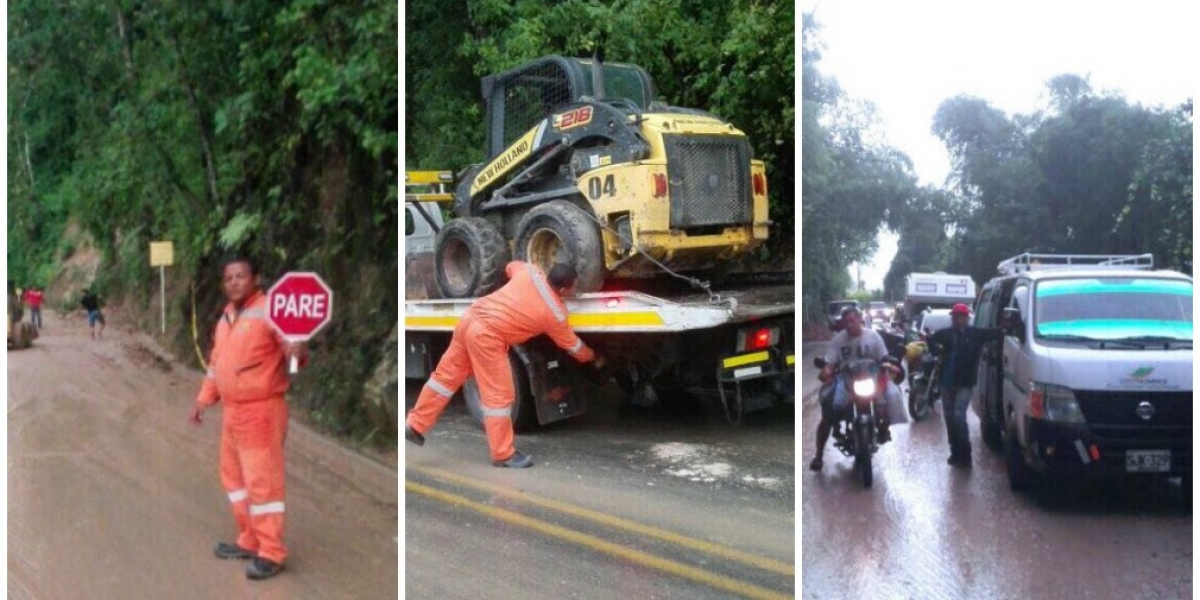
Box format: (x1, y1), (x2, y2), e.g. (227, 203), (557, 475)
(515, 338), (598, 426)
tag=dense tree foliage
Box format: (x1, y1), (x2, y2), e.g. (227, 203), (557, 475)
(934, 84), (1193, 284)
(803, 13), (1192, 321)
(801, 13), (919, 317)
(406, 0), (796, 259)
(8, 1), (398, 439)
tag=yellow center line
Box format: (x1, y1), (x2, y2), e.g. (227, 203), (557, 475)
(406, 480), (792, 600)
(410, 465), (793, 577)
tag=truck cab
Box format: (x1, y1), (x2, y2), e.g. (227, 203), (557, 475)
(971, 253), (1192, 491)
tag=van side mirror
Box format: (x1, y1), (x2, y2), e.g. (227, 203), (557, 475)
(1001, 307), (1024, 338)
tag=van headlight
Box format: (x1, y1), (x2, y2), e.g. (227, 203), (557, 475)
(1030, 382), (1085, 423)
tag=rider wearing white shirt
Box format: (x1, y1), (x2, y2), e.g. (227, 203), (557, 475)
(810, 306), (902, 472)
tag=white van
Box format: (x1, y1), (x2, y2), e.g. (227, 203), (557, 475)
(971, 253), (1192, 491)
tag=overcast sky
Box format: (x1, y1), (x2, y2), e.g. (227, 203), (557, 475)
(805, 0), (1197, 292)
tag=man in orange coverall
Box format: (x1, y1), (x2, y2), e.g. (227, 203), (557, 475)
(189, 257), (307, 580)
(406, 261), (604, 468)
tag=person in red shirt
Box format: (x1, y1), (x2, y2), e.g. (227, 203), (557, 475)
(189, 257), (307, 580)
(406, 262), (604, 468)
(23, 286), (44, 330)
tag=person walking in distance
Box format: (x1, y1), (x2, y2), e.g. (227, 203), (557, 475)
(189, 257), (308, 580)
(23, 285), (44, 330)
(80, 288), (106, 339)
(928, 303), (1003, 468)
(406, 261), (605, 468)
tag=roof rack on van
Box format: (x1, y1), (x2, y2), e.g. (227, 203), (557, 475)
(996, 253), (1155, 275)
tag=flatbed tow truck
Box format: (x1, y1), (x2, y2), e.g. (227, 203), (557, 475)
(404, 171), (795, 427)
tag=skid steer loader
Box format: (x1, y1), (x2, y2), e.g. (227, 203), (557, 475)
(432, 55), (770, 298)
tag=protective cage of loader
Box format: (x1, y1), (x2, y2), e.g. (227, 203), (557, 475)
(430, 55), (769, 299)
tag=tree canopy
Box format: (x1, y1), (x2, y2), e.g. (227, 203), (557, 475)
(802, 12), (1192, 318)
(8, 0), (399, 439)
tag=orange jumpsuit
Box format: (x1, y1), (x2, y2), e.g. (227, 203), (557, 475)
(196, 290), (299, 564)
(407, 262), (595, 461)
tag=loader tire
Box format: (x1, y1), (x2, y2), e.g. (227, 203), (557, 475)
(514, 200), (605, 293)
(434, 217), (510, 299)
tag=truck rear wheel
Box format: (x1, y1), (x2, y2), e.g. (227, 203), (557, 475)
(434, 217), (510, 299)
(514, 200), (604, 293)
(462, 351), (538, 432)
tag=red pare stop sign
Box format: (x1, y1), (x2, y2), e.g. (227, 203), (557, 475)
(266, 272), (333, 341)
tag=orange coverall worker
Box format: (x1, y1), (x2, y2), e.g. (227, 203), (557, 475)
(196, 289), (300, 564)
(407, 261), (595, 461)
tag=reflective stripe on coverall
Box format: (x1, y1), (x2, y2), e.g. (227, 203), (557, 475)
(406, 262), (595, 461)
(197, 290), (298, 564)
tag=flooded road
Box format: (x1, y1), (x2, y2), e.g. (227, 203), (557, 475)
(800, 343), (1191, 600)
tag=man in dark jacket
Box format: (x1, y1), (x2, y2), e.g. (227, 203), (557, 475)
(929, 303), (1003, 468)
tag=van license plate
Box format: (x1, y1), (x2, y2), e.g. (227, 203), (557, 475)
(1125, 450), (1170, 473)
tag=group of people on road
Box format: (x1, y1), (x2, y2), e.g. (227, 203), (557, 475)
(9, 283), (107, 339)
(810, 302), (1001, 472)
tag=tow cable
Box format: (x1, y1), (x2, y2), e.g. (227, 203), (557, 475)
(581, 211), (738, 312)
(581, 209), (748, 425)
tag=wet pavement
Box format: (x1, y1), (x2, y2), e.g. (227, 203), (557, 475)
(800, 343), (1192, 600)
(404, 379), (795, 599)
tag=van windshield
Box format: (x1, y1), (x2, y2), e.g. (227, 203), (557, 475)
(1035, 278), (1193, 341)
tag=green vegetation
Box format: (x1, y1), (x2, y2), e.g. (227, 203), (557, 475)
(405, 0), (796, 262)
(8, 1), (398, 442)
(802, 14), (1193, 315)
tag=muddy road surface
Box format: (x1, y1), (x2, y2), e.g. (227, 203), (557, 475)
(404, 378), (796, 599)
(800, 343), (1192, 600)
(8, 313), (398, 600)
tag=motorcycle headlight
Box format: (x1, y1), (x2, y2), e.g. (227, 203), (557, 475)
(1030, 382), (1084, 423)
(852, 378), (877, 398)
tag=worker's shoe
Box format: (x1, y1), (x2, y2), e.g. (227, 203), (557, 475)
(246, 557), (285, 580)
(214, 542), (255, 560)
(405, 425), (425, 447)
(492, 451), (534, 469)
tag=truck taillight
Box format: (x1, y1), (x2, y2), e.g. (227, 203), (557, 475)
(748, 328), (772, 350)
(753, 173), (766, 196)
(652, 173), (668, 198)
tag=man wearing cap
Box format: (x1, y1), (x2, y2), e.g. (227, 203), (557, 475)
(809, 306), (902, 472)
(928, 303), (1003, 468)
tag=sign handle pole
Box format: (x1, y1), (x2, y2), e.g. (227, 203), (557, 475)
(290, 354), (299, 374)
(160, 265), (166, 334)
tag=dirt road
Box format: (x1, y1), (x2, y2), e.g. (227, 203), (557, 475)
(8, 313), (397, 600)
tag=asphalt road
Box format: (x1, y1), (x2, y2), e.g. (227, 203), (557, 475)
(799, 342), (1192, 600)
(404, 379), (796, 599)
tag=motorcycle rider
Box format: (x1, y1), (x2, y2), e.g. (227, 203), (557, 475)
(809, 306), (903, 472)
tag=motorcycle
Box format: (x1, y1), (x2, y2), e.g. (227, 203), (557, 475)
(814, 356), (895, 488)
(907, 348), (939, 420)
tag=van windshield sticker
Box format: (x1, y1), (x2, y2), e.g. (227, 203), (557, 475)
(1037, 279), (1192, 298)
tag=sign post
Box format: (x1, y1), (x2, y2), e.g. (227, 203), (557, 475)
(149, 241), (175, 334)
(266, 272), (334, 373)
